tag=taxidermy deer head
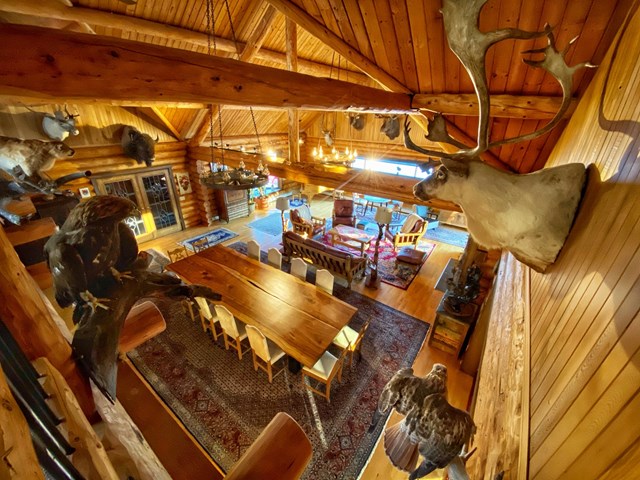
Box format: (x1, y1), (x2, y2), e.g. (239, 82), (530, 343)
(405, 0), (594, 273)
(42, 106), (80, 142)
(321, 129), (334, 147)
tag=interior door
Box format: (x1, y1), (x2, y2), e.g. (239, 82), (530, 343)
(92, 167), (183, 242)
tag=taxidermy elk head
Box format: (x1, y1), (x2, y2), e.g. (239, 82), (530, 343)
(121, 126), (158, 167)
(377, 115), (400, 140)
(404, 0), (595, 274)
(42, 106), (80, 142)
(321, 128), (334, 147)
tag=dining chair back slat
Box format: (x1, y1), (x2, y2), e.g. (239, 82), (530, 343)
(316, 269), (334, 295)
(247, 240), (261, 261)
(167, 245), (189, 263)
(195, 297), (221, 340)
(191, 237), (210, 253)
(290, 257), (308, 281)
(267, 248), (282, 269)
(246, 325), (271, 361)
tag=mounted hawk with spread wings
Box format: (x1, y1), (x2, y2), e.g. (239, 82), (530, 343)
(369, 363), (448, 432)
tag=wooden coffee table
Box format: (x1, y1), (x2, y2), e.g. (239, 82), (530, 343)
(328, 224), (376, 256)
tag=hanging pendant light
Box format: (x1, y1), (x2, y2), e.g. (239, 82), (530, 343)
(200, 0), (269, 191)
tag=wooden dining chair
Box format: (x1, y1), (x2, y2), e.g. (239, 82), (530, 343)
(267, 248), (282, 269)
(290, 257), (307, 281)
(301, 345), (349, 403)
(247, 240), (261, 261)
(167, 245), (189, 262)
(191, 237), (210, 253)
(316, 269), (334, 295)
(245, 325), (286, 383)
(332, 319), (371, 368)
(215, 305), (250, 360)
(194, 297), (222, 341)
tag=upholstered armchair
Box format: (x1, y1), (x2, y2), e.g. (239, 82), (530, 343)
(290, 205), (326, 237)
(332, 199), (356, 227)
(385, 213), (427, 250)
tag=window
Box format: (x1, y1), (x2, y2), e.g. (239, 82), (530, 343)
(351, 157), (430, 179)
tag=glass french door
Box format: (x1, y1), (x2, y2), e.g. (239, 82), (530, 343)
(93, 167), (183, 242)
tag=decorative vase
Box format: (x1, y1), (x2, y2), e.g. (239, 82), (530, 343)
(255, 197), (269, 210)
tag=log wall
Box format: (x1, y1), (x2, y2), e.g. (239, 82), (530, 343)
(527, 7), (640, 479)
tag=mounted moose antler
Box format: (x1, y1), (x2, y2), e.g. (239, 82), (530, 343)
(404, 0), (592, 273)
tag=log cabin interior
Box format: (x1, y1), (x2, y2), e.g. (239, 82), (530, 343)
(0, 0), (639, 479)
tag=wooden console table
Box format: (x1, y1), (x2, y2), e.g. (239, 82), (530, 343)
(428, 293), (478, 357)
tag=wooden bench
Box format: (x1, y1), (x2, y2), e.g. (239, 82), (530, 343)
(282, 231), (367, 287)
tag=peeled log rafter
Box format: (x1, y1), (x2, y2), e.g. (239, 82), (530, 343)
(189, 146), (461, 212)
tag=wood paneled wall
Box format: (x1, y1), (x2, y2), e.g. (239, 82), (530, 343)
(527, 5), (640, 479)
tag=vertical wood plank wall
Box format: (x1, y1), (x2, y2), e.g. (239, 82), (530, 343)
(0, 105), (201, 229)
(528, 5), (640, 479)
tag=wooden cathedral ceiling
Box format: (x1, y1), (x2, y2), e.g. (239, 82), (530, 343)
(0, 0), (631, 173)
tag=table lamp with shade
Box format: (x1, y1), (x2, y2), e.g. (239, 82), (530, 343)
(366, 206), (393, 289)
(275, 196), (291, 232)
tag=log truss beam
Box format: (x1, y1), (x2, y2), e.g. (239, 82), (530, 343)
(0, 25), (410, 113)
(0, 0), (369, 84)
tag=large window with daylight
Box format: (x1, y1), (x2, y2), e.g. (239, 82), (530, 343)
(351, 157), (430, 179)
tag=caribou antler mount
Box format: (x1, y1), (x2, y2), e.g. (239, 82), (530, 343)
(406, 0), (593, 273)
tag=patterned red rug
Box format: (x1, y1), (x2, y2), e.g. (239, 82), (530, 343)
(319, 232), (436, 290)
(128, 286), (429, 479)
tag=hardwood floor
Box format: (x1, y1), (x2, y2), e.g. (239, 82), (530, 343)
(137, 196), (474, 480)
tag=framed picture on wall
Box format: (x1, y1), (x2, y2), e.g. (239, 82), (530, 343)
(175, 172), (192, 194)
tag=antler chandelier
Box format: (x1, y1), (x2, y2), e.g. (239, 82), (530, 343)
(200, 0), (269, 191)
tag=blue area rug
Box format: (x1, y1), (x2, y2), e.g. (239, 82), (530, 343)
(423, 225), (469, 248)
(247, 213), (288, 236)
(181, 227), (238, 251)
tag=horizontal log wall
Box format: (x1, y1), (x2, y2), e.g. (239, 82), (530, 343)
(527, 8), (640, 480)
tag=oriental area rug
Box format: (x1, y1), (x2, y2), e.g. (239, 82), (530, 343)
(128, 283), (429, 479)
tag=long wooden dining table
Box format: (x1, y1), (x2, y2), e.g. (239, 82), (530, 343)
(167, 245), (358, 369)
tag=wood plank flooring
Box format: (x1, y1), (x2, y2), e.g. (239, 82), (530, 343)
(134, 195), (473, 480)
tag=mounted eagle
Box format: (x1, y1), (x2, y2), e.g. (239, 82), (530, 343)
(44, 195), (139, 312)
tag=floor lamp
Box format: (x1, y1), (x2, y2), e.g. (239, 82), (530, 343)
(366, 207), (393, 289)
(275, 196), (290, 232)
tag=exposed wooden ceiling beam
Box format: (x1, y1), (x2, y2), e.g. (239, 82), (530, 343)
(145, 107), (183, 140)
(264, 0), (409, 93)
(181, 108), (209, 139)
(189, 146), (461, 212)
(0, 95), (207, 108)
(264, 0), (510, 171)
(0, 0), (370, 84)
(413, 93), (577, 120)
(286, 18), (300, 163)
(190, 5), (282, 146)
(0, 25), (411, 112)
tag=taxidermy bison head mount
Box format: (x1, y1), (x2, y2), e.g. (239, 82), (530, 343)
(404, 0), (595, 273)
(121, 126), (158, 167)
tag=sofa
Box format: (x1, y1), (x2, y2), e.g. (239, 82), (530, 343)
(282, 231), (367, 287)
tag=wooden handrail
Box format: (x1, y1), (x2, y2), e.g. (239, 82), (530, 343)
(225, 412), (312, 480)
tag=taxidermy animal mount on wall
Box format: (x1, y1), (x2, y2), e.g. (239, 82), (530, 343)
(349, 113), (365, 131)
(378, 114), (400, 140)
(42, 107), (80, 141)
(405, 0), (594, 273)
(0, 135), (75, 179)
(121, 125), (157, 167)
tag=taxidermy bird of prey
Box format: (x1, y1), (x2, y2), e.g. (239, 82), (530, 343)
(44, 195), (139, 311)
(406, 393), (476, 480)
(369, 364), (448, 432)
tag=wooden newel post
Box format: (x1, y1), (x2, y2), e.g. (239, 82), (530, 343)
(0, 226), (95, 417)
